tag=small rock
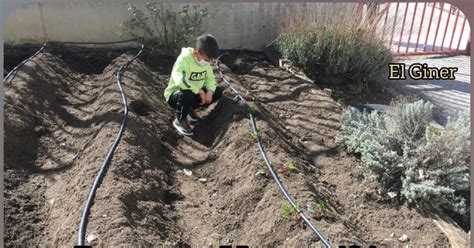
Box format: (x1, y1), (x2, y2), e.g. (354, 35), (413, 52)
(387, 192), (397, 199)
(227, 238), (233, 243)
(60, 143), (66, 147)
(212, 192), (217, 197)
(211, 232), (220, 241)
(103, 214), (107, 218)
(198, 178), (208, 183)
(34, 126), (46, 134)
(183, 169), (192, 176)
(399, 234), (409, 242)
(49, 199), (55, 205)
(323, 88), (332, 96)
(285, 237), (290, 241)
(390, 232), (395, 238)
(86, 234), (97, 244)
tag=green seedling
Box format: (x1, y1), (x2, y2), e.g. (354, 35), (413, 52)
(250, 131), (259, 141)
(336, 98), (346, 108)
(256, 165), (271, 178)
(286, 162), (297, 171)
(317, 202), (327, 212)
(281, 202), (301, 221)
(277, 162), (298, 175)
(246, 106), (255, 114)
(309, 202), (328, 221)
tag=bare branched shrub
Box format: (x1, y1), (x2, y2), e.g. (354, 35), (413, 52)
(117, 3), (209, 55)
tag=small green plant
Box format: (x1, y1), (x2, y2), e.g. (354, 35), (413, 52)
(256, 164), (271, 178)
(277, 162), (298, 174)
(286, 162), (297, 171)
(307, 202), (328, 221)
(281, 202), (301, 220)
(117, 3), (209, 55)
(336, 98), (347, 108)
(246, 106), (255, 114)
(250, 131), (259, 141)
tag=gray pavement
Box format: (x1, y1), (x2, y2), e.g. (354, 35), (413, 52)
(386, 55), (470, 125)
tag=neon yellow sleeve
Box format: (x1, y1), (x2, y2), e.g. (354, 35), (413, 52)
(170, 59), (191, 90)
(204, 67), (217, 92)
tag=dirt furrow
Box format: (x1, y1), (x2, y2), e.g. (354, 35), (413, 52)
(4, 48), (452, 247)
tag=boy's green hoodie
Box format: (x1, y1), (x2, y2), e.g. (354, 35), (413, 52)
(164, 47), (217, 102)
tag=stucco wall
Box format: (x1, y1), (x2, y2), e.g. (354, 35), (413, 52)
(4, 2), (356, 50)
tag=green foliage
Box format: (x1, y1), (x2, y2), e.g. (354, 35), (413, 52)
(277, 20), (392, 87)
(250, 131), (259, 141)
(256, 164), (271, 178)
(117, 3), (209, 55)
(246, 106), (255, 114)
(336, 98), (347, 108)
(281, 202), (301, 220)
(307, 202), (328, 220)
(336, 99), (470, 216)
(277, 162), (298, 175)
(286, 162), (297, 171)
(317, 202), (327, 212)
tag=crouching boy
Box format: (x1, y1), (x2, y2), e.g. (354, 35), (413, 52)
(164, 34), (223, 136)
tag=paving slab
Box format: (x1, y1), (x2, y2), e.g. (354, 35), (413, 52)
(385, 55), (470, 125)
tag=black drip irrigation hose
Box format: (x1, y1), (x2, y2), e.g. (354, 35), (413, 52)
(4, 38), (145, 246)
(77, 43), (145, 246)
(216, 53), (333, 248)
(3, 42), (47, 84)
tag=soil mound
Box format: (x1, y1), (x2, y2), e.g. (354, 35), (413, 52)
(4, 48), (450, 247)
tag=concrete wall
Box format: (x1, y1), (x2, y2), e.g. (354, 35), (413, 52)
(4, 2), (356, 51)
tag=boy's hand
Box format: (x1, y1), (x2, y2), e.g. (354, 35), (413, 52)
(198, 89), (206, 105)
(205, 90), (213, 104)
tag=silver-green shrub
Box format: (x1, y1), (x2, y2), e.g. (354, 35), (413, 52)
(336, 100), (470, 215)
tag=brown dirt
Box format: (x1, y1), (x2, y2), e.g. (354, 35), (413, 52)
(4, 48), (450, 247)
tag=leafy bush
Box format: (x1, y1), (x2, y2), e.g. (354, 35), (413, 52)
(117, 3), (209, 55)
(277, 19), (392, 87)
(336, 99), (470, 215)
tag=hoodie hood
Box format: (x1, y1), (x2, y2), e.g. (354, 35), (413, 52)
(179, 47), (195, 64)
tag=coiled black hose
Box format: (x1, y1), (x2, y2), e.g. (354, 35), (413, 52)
(216, 53), (332, 248)
(77, 43), (144, 246)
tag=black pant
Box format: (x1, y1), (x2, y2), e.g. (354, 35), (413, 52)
(167, 86), (223, 120)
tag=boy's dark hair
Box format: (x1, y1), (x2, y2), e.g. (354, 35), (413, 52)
(195, 34), (219, 59)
